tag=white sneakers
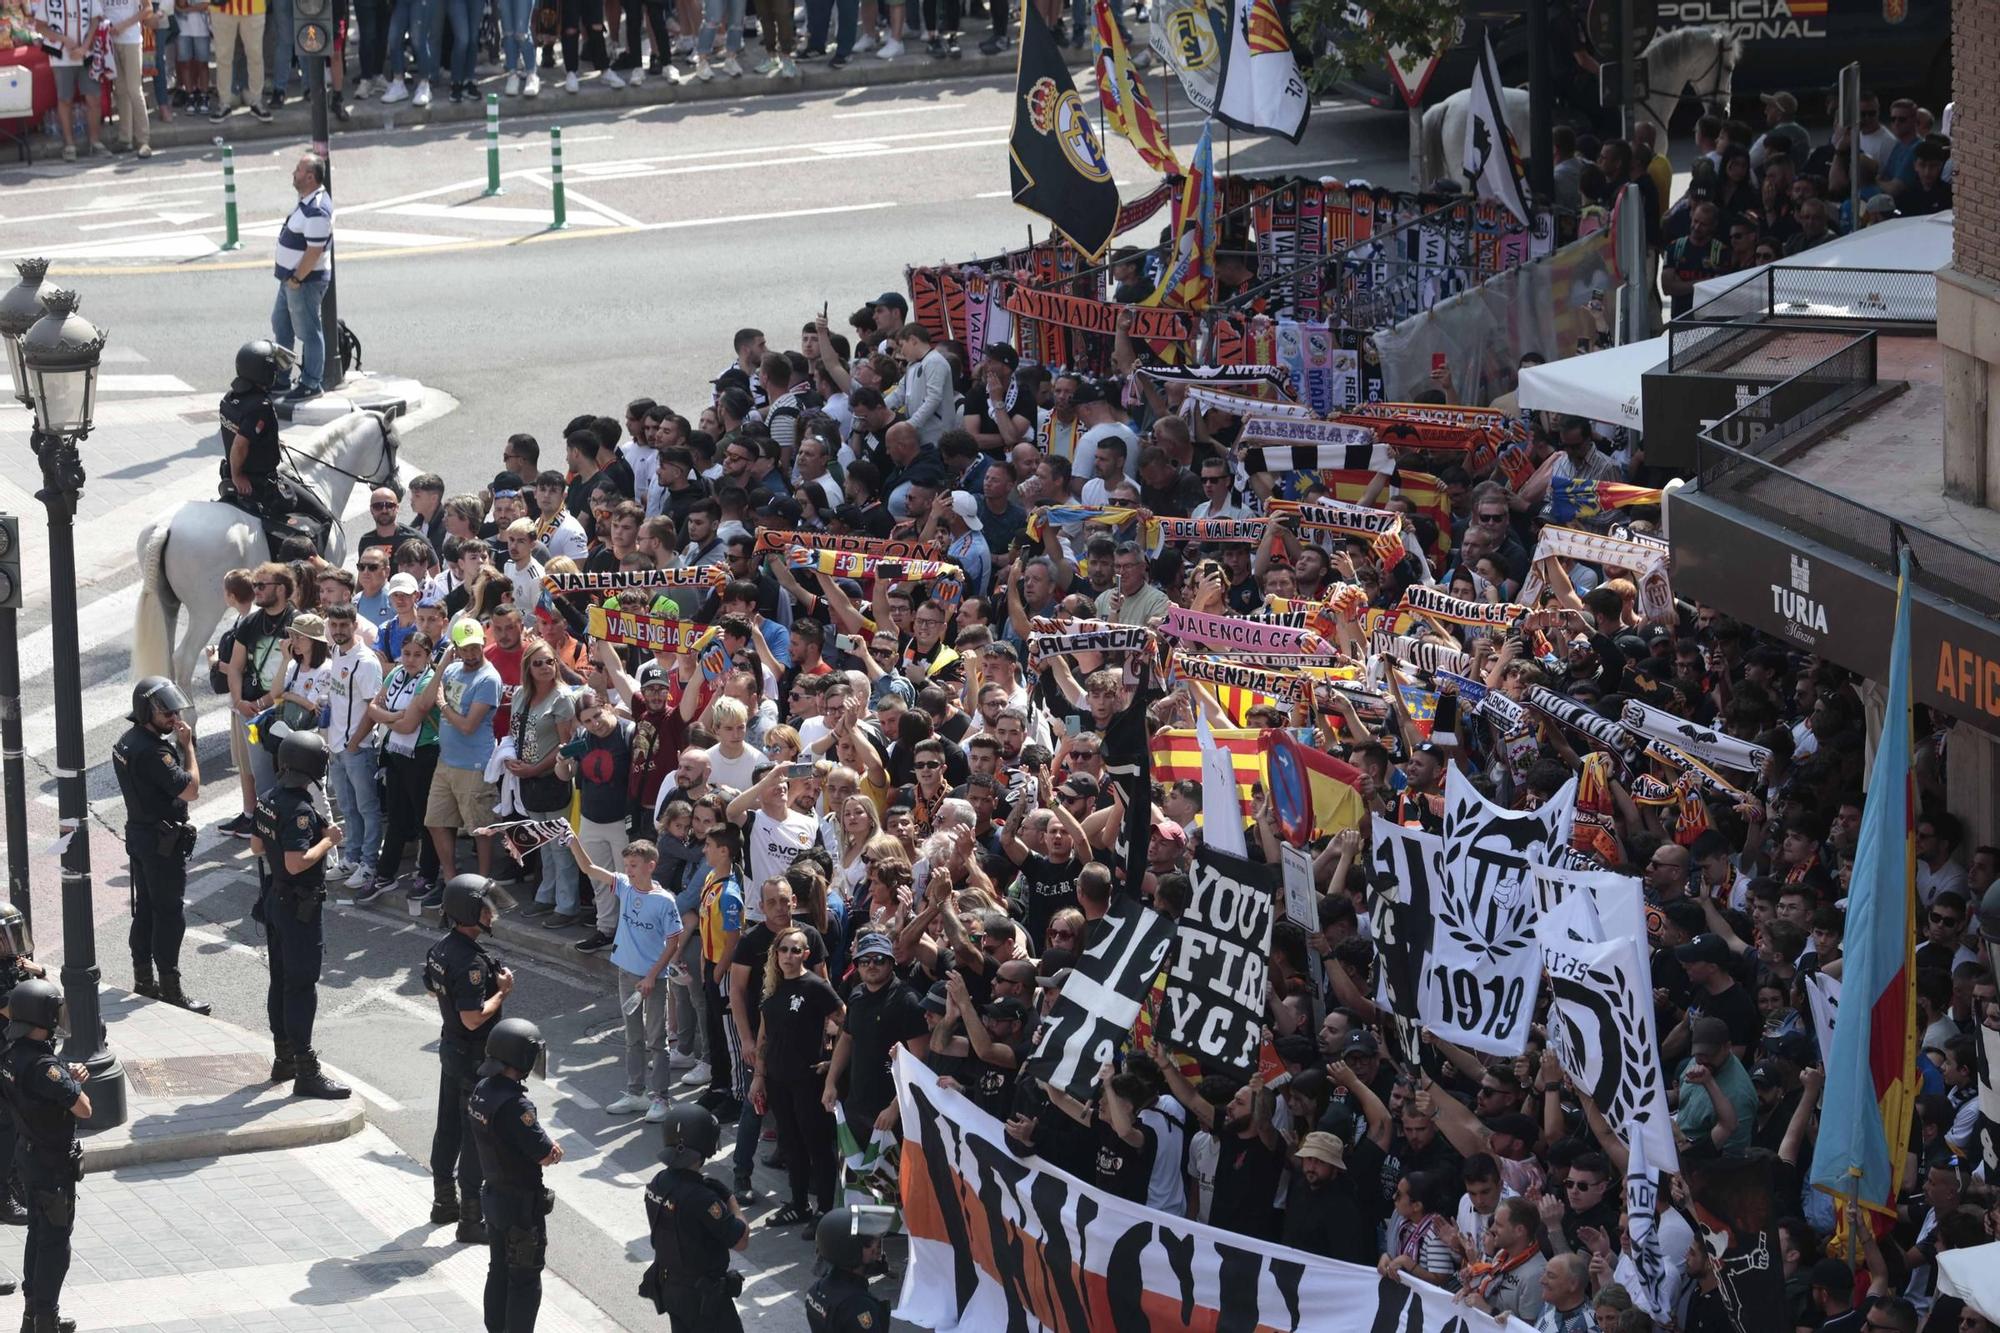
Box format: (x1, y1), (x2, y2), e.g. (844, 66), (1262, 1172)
(694, 54), (714, 80)
(667, 1050), (700, 1070)
(720, 54), (742, 76)
(644, 1098), (673, 1123)
(876, 35), (903, 57)
(752, 55), (778, 74)
(412, 79), (432, 107)
(678, 1060), (712, 1085)
(523, 71), (542, 95)
(853, 30), (876, 50)
(351, 76), (374, 99)
(379, 77), (409, 102)
(602, 67), (626, 87)
(629, 65), (645, 85)
(778, 55), (798, 77)
(606, 1091), (651, 1115)
(504, 71), (521, 95)
(564, 70), (580, 92)
(343, 864), (373, 889)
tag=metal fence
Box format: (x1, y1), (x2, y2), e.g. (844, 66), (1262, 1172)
(1694, 331), (2000, 618)
(1670, 264), (1938, 372)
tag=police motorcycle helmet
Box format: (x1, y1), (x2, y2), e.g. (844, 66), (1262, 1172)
(478, 1017), (545, 1078)
(814, 1205), (897, 1272)
(129, 675), (191, 726)
(658, 1104), (720, 1169)
(5, 978), (64, 1041)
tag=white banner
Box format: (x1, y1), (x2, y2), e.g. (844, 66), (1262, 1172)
(1370, 822), (1445, 1067)
(1619, 700), (1772, 775)
(1532, 863), (1648, 946)
(1536, 893), (1678, 1172)
(1427, 767), (1576, 1055)
(1804, 971), (1839, 1068)
(893, 1053), (1535, 1333)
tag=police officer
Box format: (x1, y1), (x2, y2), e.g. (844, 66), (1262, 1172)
(468, 1017), (560, 1333)
(0, 980), (88, 1333)
(643, 1105), (747, 1333)
(219, 340), (333, 535)
(110, 676), (210, 1016)
(425, 875), (513, 1246)
(248, 728), (350, 1101)
(805, 1208), (893, 1333)
(0, 901), (42, 1233)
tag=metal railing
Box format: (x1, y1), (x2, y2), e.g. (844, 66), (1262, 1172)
(1694, 330), (2000, 619)
(1671, 264), (1938, 372)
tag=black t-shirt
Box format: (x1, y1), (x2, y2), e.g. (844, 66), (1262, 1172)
(733, 922), (827, 1036)
(840, 979), (928, 1119)
(1015, 854), (1085, 947)
(758, 972), (842, 1080)
(1091, 1114), (1156, 1204)
(1281, 1159), (1381, 1263)
(1208, 1133), (1285, 1241)
(962, 1037), (1028, 1122)
(1688, 978), (1761, 1054)
(233, 606), (297, 700)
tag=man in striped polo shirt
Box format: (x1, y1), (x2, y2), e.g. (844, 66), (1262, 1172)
(271, 152), (334, 401)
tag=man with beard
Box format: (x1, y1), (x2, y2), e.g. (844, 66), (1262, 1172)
(1152, 1056), (1285, 1242)
(821, 932), (927, 1139)
(1281, 1131), (1382, 1263)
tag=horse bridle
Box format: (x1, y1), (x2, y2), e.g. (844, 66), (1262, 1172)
(1639, 34), (1732, 129)
(280, 417), (400, 495)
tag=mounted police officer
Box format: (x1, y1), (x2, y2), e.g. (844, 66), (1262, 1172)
(110, 676), (209, 1016)
(641, 1105), (746, 1333)
(248, 727), (349, 1101)
(0, 979), (89, 1333)
(219, 339), (333, 544)
(425, 875), (513, 1247)
(468, 1017), (560, 1333)
(806, 1208), (893, 1333)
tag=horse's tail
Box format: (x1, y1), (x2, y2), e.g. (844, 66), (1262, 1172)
(130, 520), (177, 682)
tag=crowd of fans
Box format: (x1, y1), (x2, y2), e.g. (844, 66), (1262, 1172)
(203, 280), (2000, 1328)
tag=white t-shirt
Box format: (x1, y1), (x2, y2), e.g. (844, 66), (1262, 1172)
(104, 0), (143, 44)
(504, 557), (546, 616)
(541, 513), (590, 564)
(705, 742), (766, 793)
(1072, 422), (1140, 486)
(741, 807), (817, 924)
(1186, 1130), (1219, 1224)
(174, 0), (206, 37)
(34, 0), (100, 65)
(1139, 1097), (1189, 1217)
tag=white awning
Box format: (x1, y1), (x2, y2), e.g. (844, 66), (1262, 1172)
(1515, 334), (1665, 428)
(1691, 211), (1951, 320)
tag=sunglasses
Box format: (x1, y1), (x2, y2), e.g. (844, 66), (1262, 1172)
(858, 956), (891, 967)
(358, 563), (385, 571)
(370, 502), (397, 510)
(1047, 928), (1075, 941)
(1566, 1179), (1604, 1191)
(1072, 750), (1100, 759)
(1931, 913), (1961, 927)
(914, 760), (943, 770)
(777, 944), (809, 955)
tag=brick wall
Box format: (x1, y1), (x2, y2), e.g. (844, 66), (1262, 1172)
(1955, 0), (2000, 284)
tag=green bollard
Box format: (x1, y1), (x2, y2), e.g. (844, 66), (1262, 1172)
(549, 125), (567, 230)
(220, 143), (243, 251)
(484, 94), (504, 197)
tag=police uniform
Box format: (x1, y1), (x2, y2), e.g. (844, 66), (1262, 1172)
(804, 1267), (887, 1333)
(425, 929), (500, 1215)
(469, 1072), (555, 1333)
(111, 721), (196, 990)
(0, 1034), (83, 1324)
(253, 783), (328, 1057)
(643, 1167), (746, 1333)
(219, 380), (283, 517)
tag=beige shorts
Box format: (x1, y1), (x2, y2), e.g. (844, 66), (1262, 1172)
(424, 763), (497, 831)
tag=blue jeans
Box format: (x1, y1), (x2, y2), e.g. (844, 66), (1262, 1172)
(271, 278), (328, 391)
(695, 0), (742, 54)
(268, 0), (295, 90)
(442, 0), (478, 82)
(528, 806), (580, 914)
(499, 0), (535, 71)
(385, 0), (439, 78)
(324, 748), (384, 872)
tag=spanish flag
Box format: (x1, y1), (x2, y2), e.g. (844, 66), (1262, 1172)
(1546, 477), (1663, 523)
(1263, 727), (1366, 845)
(1215, 683), (1284, 725)
(1150, 727), (1264, 815)
(1092, 0), (1180, 177)
(1317, 467), (1454, 557)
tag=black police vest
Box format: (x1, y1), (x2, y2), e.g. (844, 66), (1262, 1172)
(650, 1170), (733, 1283)
(220, 386), (280, 479)
(424, 931), (499, 1048)
(805, 1270), (883, 1333)
(1, 1039), (76, 1157)
(112, 726), (187, 828)
(257, 788), (325, 895)
(469, 1076), (541, 1191)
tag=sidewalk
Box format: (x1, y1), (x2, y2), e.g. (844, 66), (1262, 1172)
(348, 875), (615, 985)
(2, 1125), (621, 1332)
(83, 988), (364, 1172)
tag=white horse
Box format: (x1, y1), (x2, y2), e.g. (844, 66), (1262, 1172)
(130, 409), (403, 701)
(1421, 25), (1744, 188)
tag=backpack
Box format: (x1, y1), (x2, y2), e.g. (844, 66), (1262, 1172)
(208, 620), (241, 695)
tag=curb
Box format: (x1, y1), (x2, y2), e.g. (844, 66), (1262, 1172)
(133, 47), (1081, 154)
(83, 1099), (368, 1174)
(346, 880), (614, 985)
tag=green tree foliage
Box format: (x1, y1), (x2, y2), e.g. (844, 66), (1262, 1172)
(1291, 0), (1462, 94)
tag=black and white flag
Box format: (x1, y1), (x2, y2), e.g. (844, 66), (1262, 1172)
(1532, 862), (1648, 945)
(1527, 686), (1634, 754)
(1160, 846), (1277, 1079)
(1369, 823), (1444, 1067)
(1463, 29), (1532, 226)
(1976, 1021), (2000, 1178)
(1025, 895), (1178, 1098)
(1241, 442), (1393, 477)
(1619, 699), (1772, 775)
(1627, 1129), (1670, 1321)
(1537, 891), (1678, 1171)
(1427, 766), (1576, 1055)
(476, 817), (576, 865)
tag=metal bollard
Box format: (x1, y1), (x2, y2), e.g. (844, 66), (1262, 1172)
(549, 125), (567, 230)
(220, 143), (243, 251)
(484, 94), (504, 197)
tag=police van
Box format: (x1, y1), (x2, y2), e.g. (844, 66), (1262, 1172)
(1337, 0), (1950, 117)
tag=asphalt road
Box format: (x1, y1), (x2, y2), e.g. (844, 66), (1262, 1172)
(0, 69), (1414, 1329)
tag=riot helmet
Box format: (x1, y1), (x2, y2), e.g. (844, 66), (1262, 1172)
(658, 1104), (720, 1169)
(129, 675), (190, 728)
(276, 729), (330, 788)
(478, 1017), (544, 1077)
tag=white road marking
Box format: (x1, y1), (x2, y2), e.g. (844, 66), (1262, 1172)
(0, 232), (218, 261)
(558, 120), (1009, 170)
(0, 373), (191, 393)
(974, 188), (1009, 198)
(810, 140), (888, 153)
(383, 201), (614, 226)
(540, 182), (643, 229)
(0, 163), (284, 201)
(557, 134), (1007, 182)
(75, 211), (213, 232)
(540, 1064), (603, 1113)
(833, 102), (979, 117)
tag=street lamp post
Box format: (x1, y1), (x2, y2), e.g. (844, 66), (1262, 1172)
(11, 283), (125, 1130)
(0, 260), (47, 940)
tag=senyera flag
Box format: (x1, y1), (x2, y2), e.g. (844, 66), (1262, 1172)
(1809, 546), (1918, 1232)
(1091, 0), (1180, 177)
(1263, 726), (1366, 845)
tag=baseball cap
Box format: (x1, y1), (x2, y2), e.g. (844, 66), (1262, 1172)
(983, 997), (1031, 1025)
(637, 661), (669, 689)
(1342, 1031), (1380, 1058)
(1761, 90), (1799, 116)
(1057, 773), (1100, 800)
(1070, 379), (1105, 406)
(449, 619), (486, 649)
(490, 470), (526, 497)
(415, 594), (445, 611)
(921, 981), (950, 1015)
(949, 491), (983, 532)
(1153, 820), (1187, 846)
(1749, 1062), (1780, 1089)
(386, 572), (420, 596)
(1688, 1015), (1731, 1059)
(852, 932), (895, 961)
(1295, 1131), (1347, 1168)
(870, 291), (909, 313)
(1675, 932), (1731, 966)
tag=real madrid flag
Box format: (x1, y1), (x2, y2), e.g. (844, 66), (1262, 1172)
(1010, 3), (1121, 261)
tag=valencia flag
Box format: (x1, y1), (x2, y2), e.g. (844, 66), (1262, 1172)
(1010, 3), (1121, 261)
